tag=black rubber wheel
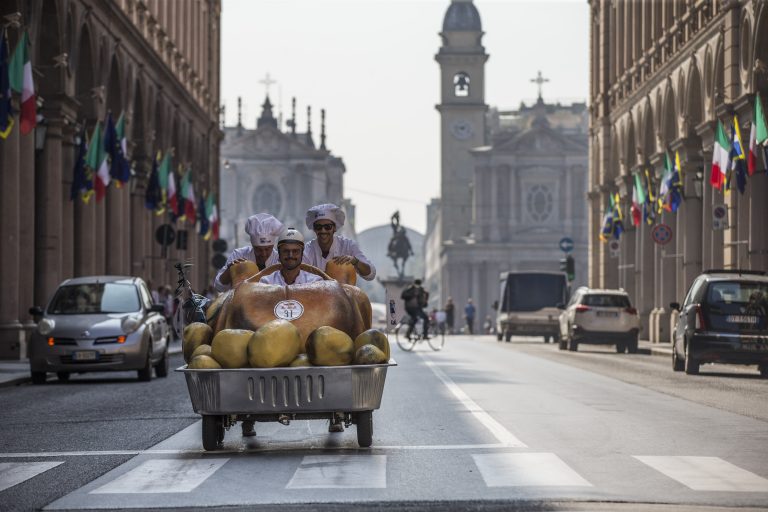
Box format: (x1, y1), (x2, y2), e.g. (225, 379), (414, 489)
(427, 332), (445, 351)
(758, 364), (768, 378)
(31, 371), (46, 385)
(615, 342), (626, 353)
(684, 343), (699, 375)
(544, 335), (551, 343)
(137, 348), (152, 382)
(627, 338), (639, 354)
(154, 349), (169, 378)
(672, 346), (684, 371)
(56, 372), (70, 382)
(356, 410), (373, 448)
(202, 415), (224, 451)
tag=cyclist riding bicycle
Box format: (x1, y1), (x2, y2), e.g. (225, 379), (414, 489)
(401, 278), (430, 339)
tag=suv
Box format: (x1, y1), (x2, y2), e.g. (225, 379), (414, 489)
(670, 269), (768, 377)
(558, 287), (640, 353)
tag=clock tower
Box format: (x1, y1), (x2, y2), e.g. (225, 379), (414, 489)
(435, 0), (488, 242)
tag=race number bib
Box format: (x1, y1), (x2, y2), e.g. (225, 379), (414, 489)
(274, 300), (305, 320)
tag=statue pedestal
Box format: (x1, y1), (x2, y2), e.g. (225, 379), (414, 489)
(378, 276), (413, 334)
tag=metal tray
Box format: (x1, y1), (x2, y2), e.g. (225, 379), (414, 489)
(176, 359), (396, 415)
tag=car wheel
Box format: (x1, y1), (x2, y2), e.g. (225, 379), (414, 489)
(137, 348), (153, 382)
(672, 345), (684, 372)
(759, 364), (768, 378)
(543, 335), (551, 343)
(56, 372), (70, 382)
(615, 342), (626, 353)
(627, 337), (639, 354)
(154, 348), (169, 378)
(31, 371), (47, 385)
(684, 342), (699, 375)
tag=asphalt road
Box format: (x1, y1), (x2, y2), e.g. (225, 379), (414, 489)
(1, 336), (767, 511)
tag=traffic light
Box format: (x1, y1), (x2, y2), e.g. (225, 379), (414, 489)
(565, 255), (575, 282)
(559, 258), (568, 272)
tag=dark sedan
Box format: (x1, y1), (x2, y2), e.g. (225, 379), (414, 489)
(670, 269), (768, 377)
(28, 276), (170, 383)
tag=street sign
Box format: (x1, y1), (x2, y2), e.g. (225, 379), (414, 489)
(713, 204), (728, 230)
(651, 223), (673, 245)
(608, 239), (620, 258)
(154, 224), (176, 247)
(559, 237), (574, 253)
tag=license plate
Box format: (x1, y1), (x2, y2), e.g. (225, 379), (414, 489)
(742, 342), (768, 352)
(726, 315), (759, 324)
(596, 311), (618, 318)
(73, 350), (98, 361)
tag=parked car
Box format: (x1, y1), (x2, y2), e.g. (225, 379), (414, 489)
(557, 287), (640, 353)
(670, 269), (768, 377)
(496, 271), (569, 343)
(28, 276), (170, 384)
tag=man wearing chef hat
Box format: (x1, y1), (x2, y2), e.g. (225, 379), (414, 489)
(212, 213), (284, 292)
(303, 203), (376, 281)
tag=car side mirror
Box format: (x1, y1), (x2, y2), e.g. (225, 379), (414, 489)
(29, 306), (44, 320)
(669, 302), (680, 311)
(556, 303), (566, 310)
(150, 303), (165, 313)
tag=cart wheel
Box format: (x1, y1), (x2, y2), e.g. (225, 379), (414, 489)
(202, 415), (223, 451)
(356, 410), (373, 448)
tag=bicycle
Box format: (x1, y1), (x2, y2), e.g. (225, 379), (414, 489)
(394, 315), (445, 352)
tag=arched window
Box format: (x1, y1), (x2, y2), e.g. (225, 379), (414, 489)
(526, 184), (554, 223)
(454, 72), (470, 97)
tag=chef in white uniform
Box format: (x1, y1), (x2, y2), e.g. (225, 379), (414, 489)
(259, 228), (323, 286)
(303, 203), (376, 281)
(213, 213), (283, 292)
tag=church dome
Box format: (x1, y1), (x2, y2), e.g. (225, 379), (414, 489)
(442, 0), (482, 32)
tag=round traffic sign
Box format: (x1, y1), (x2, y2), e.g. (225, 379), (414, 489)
(608, 240), (620, 252)
(651, 223), (673, 245)
(154, 224), (176, 247)
(713, 205), (727, 219)
(559, 237), (574, 253)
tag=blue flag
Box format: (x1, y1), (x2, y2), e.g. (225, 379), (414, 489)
(0, 29), (14, 139)
(70, 129), (92, 202)
(731, 120), (747, 194)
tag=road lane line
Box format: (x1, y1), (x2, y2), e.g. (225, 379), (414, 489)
(634, 456), (768, 492)
(421, 360), (527, 448)
(89, 458), (229, 494)
(286, 455), (386, 489)
(0, 461), (64, 492)
(472, 453), (592, 487)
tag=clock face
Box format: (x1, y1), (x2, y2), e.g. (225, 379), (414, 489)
(451, 119), (474, 140)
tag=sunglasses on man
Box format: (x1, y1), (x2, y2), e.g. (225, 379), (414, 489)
(313, 223), (335, 231)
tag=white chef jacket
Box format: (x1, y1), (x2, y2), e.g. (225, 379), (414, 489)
(213, 245), (279, 292)
(258, 270), (323, 286)
(303, 235), (376, 281)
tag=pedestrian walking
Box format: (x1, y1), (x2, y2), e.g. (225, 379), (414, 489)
(444, 297), (455, 334)
(464, 298), (476, 335)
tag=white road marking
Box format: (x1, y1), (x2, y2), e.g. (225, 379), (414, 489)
(89, 458), (229, 494)
(472, 453), (592, 487)
(422, 360), (527, 448)
(634, 456), (768, 492)
(286, 454), (386, 489)
(0, 461), (64, 492)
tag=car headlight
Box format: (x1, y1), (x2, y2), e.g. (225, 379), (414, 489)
(121, 315), (142, 334)
(38, 318), (55, 336)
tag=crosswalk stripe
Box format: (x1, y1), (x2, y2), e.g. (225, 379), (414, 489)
(0, 461), (64, 492)
(89, 458), (229, 494)
(472, 453), (592, 487)
(286, 455), (387, 489)
(634, 456), (768, 492)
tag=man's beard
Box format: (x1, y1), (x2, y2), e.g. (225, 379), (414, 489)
(282, 259), (299, 271)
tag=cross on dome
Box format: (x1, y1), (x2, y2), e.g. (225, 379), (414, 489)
(530, 70), (549, 101)
(259, 73), (277, 97)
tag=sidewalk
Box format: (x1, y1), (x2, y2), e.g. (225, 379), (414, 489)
(0, 340), (183, 388)
(638, 339), (673, 356)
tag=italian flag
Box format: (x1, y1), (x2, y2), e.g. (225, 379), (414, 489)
(85, 122), (110, 201)
(179, 169), (196, 222)
(209, 198), (219, 240)
(749, 93), (768, 175)
(203, 194), (215, 241)
(167, 168), (178, 216)
(631, 173), (645, 227)
(8, 31), (35, 135)
(157, 152), (172, 214)
(710, 120), (729, 191)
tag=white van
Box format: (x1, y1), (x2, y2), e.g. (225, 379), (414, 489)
(496, 271), (569, 343)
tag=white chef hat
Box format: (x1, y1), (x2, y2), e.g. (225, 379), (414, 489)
(305, 203), (346, 230)
(245, 213), (284, 247)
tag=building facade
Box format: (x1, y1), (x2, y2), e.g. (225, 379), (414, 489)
(219, 97), (353, 255)
(0, 0), (222, 358)
(589, 1), (768, 342)
(425, 0), (589, 324)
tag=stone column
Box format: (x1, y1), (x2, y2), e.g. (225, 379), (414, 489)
(105, 186), (124, 274)
(17, 124), (36, 351)
(0, 121), (22, 358)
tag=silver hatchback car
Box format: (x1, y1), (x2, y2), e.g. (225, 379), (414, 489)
(28, 276), (170, 384)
